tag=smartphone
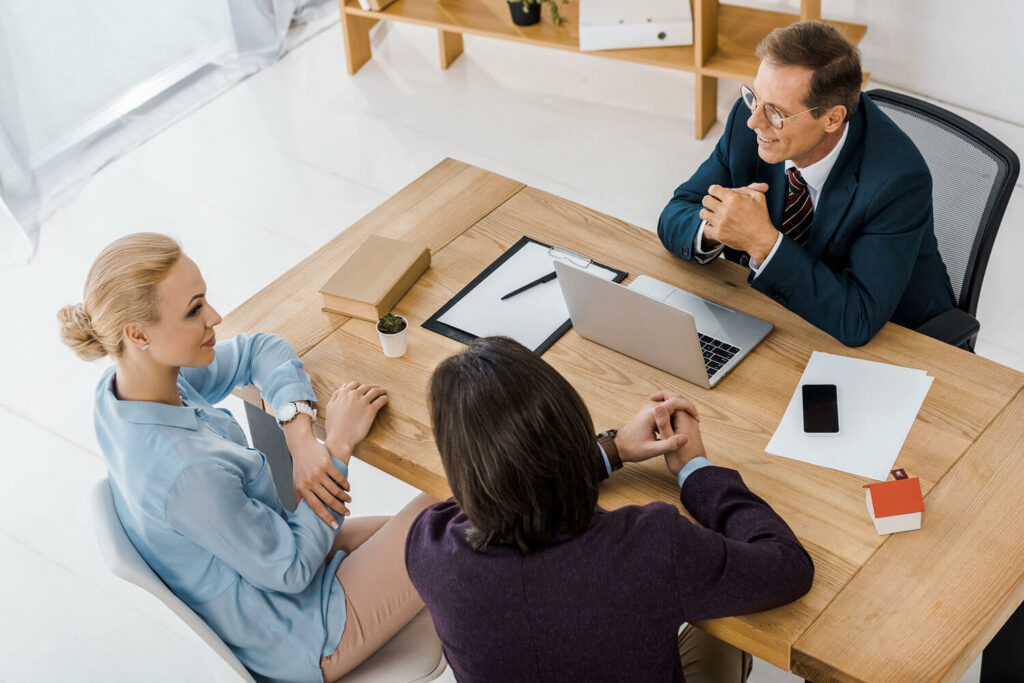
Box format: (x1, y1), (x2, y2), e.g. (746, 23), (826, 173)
(802, 384), (839, 435)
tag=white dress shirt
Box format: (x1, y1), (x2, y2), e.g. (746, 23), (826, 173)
(694, 123), (849, 277)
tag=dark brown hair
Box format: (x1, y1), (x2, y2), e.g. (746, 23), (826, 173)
(756, 20), (862, 122)
(429, 336), (598, 554)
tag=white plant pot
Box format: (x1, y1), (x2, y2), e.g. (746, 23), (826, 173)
(377, 317), (409, 358)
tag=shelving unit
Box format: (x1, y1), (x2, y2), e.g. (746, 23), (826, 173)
(338, 0), (866, 139)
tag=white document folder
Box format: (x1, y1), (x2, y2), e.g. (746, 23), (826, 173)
(579, 0), (693, 52)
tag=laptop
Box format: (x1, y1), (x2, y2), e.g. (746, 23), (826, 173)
(553, 260), (772, 388)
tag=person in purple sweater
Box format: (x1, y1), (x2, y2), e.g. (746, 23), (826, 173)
(405, 337), (814, 682)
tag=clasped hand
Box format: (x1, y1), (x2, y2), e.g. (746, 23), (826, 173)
(615, 391), (707, 476)
(700, 182), (778, 263)
(286, 382), (389, 528)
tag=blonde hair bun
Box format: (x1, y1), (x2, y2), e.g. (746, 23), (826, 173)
(57, 303), (107, 361)
(57, 232), (182, 361)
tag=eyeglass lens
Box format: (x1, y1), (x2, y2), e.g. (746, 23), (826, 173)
(740, 84), (783, 128)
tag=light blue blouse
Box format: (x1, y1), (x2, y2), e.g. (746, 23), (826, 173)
(94, 334), (347, 683)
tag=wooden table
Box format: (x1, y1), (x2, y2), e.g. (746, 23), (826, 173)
(222, 159), (1024, 682)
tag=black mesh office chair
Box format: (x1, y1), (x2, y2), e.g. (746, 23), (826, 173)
(868, 92), (1022, 679)
(866, 89), (1020, 351)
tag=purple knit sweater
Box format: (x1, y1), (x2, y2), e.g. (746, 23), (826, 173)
(405, 465), (814, 682)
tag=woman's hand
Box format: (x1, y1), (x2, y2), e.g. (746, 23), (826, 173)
(324, 381), (389, 464)
(289, 435), (352, 529)
(615, 392), (700, 464)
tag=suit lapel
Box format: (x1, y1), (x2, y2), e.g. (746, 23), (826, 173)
(806, 108), (866, 257)
(758, 158), (787, 226)
(808, 172), (856, 257)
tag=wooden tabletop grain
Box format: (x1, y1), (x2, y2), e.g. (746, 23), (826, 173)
(221, 159), (1024, 682)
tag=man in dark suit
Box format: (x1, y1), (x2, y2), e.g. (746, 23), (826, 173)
(658, 21), (955, 347)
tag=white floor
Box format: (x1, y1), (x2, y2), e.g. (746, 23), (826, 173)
(2, 15), (1017, 683)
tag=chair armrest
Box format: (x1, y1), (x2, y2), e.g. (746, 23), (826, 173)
(915, 308), (980, 348)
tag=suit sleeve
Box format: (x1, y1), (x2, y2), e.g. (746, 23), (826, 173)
(670, 466), (814, 621)
(178, 333), (317, 409)
(658, 99), (745, 261)
(751, 166), (933, 346)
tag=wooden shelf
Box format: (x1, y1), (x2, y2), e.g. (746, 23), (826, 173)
(343, 0), (696, 71)
(700, 4), (867, 82)
(339, 0), (867, 139)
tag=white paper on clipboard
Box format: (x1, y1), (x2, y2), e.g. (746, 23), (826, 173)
(437, 241), (619, 351)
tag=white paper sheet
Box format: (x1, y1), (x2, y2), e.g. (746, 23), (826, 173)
(765, 351), (934, 480)
(437, 241), (619, 352)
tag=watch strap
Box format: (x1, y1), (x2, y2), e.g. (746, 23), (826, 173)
(597, 429), (622, 471)
(277, 401), (317, 425)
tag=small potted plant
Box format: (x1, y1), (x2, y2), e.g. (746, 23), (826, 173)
(376, 313), (409, 358)
(507, 0), (568, 27)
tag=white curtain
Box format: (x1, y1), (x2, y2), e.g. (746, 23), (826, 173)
(0, 0), (337, 264)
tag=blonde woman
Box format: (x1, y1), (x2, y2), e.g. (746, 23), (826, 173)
(59, 233), (432, 683)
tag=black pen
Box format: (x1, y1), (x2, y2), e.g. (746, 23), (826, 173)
(501, 271), (557, 300)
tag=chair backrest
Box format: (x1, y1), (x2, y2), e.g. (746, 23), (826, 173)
(91, 478), (256, 683)
(866, 89), (1020, 317)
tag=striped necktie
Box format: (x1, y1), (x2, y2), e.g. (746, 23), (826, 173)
(782, 167), (813, 246)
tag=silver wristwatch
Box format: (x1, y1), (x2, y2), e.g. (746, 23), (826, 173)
(275, 401), (316, 425)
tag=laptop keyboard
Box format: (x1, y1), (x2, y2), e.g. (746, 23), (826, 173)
(698, 333), (741, 377)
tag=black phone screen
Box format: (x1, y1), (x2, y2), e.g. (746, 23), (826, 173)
(802, 384), (839, 434)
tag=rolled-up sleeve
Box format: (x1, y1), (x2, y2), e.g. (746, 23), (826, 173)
(179, 333), (316, 409)
(165, 458), (348, 594)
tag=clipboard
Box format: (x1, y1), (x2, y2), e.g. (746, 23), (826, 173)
(423, 236), (627, 354)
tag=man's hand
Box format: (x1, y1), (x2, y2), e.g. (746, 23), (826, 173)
(662, 410), (706, 477)
(647, 390), (708, 475)
(615, 393), (701, 464)
(700, 182), (778, 262)
(289, 435), (351, 528)
(324, 381), (389, 464)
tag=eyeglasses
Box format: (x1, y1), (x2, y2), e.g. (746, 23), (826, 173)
(740, 83), (820, 129)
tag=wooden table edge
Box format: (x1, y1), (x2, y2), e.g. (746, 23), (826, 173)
(790, 386), (1024, 682)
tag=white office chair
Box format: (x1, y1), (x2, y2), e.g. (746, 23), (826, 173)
(91, 478), (447, 683)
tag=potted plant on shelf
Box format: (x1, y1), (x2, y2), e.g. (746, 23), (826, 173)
(376, 313), (409, 358)
(507, 0), (569, 27)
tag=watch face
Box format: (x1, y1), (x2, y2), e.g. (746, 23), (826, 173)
(277, 403), (297, 423)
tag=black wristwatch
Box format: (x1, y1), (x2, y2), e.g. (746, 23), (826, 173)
(596, 429), (622, 471)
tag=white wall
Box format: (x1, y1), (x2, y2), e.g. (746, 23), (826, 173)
(734, 0), (1024, 127)
(833, 0), (1023, 126)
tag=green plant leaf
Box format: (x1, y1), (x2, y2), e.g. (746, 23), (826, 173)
(376, 313), (407, 334)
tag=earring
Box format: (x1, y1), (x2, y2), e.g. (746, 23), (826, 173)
(141, 344), (150, 351)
